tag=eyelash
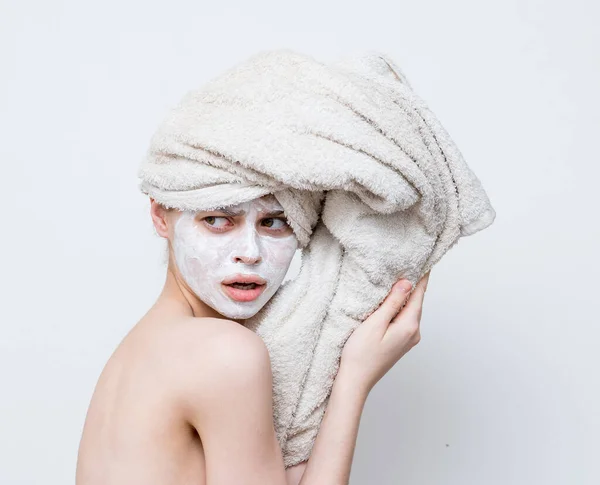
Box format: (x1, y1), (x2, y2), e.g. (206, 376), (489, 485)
(201, 216), (290, 233)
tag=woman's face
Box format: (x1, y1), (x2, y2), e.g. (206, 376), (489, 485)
(170, 194), (298, 320)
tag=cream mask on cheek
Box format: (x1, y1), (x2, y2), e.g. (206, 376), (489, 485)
(171, 196), (299, 320)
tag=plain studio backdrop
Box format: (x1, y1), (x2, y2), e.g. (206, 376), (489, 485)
(1, 1), (598, 484)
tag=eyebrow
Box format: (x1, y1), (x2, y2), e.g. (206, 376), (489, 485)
(214, 208), (285, 217)
(216, 207), (244, 216)
(263, 209), (285, 217)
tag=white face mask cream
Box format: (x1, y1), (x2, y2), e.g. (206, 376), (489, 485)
(171, 195), (298, 320)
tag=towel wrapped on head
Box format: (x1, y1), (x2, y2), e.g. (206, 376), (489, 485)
(138, 48), (496, 467)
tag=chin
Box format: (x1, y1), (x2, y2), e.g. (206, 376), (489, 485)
(215, 298), (269, 321)
(209, 281), (285, 321)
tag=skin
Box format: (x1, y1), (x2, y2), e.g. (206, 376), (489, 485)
(172, 196), (298, 319)
(76, 194), (430, 485)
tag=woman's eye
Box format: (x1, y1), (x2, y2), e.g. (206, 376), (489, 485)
(202, 216), (231, 230)
(262, 218), (290, 231)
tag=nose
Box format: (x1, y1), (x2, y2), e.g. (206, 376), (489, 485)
(231, 227), (262, 265)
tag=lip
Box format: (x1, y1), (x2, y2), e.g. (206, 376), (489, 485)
(222, 273), (267, 285)
(221, 273), (267, 302)
(221, 282), (267, 302)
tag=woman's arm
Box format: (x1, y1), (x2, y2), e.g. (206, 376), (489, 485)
(282, 368), (368, 485)
(297, 365), (368, 485)
(181, 326), (288, 485)
(285, 462), (308, 485)
(295, 273), (430, 485)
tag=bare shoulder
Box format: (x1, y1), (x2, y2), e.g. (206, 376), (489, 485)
(169, 317), (286, 484)
(143, 316), (272, 410)
(155, 316), (269, 370)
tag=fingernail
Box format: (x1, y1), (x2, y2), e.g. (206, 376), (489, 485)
(397, 280), (412, 292)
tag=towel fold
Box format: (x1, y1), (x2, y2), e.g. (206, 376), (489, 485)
(138, 48), (496, 467)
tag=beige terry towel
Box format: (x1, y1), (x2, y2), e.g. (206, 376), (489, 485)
(138, 48), (496, 467)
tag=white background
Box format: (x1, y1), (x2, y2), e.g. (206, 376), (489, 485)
(1, 1), (598, 484)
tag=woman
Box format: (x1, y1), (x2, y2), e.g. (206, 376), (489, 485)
(76, 190), (430, 485)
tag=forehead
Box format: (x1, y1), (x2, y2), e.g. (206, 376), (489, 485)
(216, 194), (284, 216)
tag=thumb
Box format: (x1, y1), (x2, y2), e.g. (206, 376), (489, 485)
(369, 280), (413, 326)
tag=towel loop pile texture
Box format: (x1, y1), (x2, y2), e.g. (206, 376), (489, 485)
(138, 48), (496, 467)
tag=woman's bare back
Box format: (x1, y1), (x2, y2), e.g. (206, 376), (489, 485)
(76, 300), (217, 485)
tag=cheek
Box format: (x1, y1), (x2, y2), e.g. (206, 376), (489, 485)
(173, 233), (204, 277)
(261, 237), (298, 268)
(173, 220), (226, 274)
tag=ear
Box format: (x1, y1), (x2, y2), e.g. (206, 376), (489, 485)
(149, 197), (170, 238)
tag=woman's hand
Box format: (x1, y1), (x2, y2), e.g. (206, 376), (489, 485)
(340, 271), (430, 395)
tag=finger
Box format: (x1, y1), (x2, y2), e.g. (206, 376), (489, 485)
(369, 279), (413, 324)
(422, 270), (431, 292)
(392, 274), (428, 325)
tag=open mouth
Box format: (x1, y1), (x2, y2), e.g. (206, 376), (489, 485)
(221, 274), (267, 302)
(222, 282), (266, 302)
(225, 282), (261, 290)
